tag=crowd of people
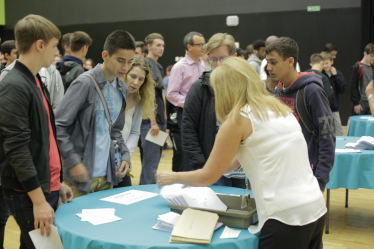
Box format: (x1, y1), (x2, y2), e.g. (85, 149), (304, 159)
(0, 14), (374, 249)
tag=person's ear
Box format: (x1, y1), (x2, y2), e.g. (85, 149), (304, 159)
(310, 63), (313, 67)
(186, 44), (192, 51)
(233, 53), (238, 57)
(288, 57), (295, 67)
(35, 39), (44, 52)
(147, 43), (151, 50)
(102, 51), (109, 61)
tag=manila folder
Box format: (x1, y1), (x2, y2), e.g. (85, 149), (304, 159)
(170, 208), (219, 244)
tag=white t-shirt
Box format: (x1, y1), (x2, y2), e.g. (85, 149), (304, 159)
(121, 106), (135, 142)
(236, 105), (326, 234)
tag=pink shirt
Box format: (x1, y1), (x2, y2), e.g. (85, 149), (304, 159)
(167, 54), (206, 107)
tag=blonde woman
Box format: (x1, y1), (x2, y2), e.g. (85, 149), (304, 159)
(157, 58), (326, 249)
(116, 57), (156, 187)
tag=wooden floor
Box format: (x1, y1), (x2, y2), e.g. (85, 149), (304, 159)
(4, 146), (374, 248)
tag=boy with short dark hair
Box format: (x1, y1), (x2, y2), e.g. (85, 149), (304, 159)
(324, 43), (338, 60)
(61, 33), (72, 55)
(135, 41), (144, 57)
(0, 14), (73, 248)
(55, 30), (135, 198)
(321, 51), (346, 136)
(267, 37), (335, 193)
(0, 40), (17, 68)
(247, 39), (265, 75)
(57, 31), (92, 91)
(350, 43), (374, 115)
(305, 53), (333, 101)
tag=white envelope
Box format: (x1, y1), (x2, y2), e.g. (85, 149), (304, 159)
(29, 224), (63, 249)
(145, 129), (169, 146)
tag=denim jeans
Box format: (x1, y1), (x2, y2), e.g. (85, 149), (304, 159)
(3, 189), (59, 249)
(140, 122), (165, 185)
(0, 186), (10, 249)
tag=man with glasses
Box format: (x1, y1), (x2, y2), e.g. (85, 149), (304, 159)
(167, 31), (206, 127)
(181, 33), (245, 188)
(167, 31), (206, 171)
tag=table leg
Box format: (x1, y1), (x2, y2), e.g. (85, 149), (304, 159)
(325, 189), (330, 234)
(345, 189), (349, 208)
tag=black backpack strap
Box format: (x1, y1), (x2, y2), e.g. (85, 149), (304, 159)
(296, 84), (319, 143)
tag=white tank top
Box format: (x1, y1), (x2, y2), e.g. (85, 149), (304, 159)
(236, 105), (326, 234)
(121, 106), (135, 142)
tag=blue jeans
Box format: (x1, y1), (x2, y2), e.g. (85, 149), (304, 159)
(0, 186), (9, 249)
(3, 189), (59, 249)
(140, 122), (165, 185)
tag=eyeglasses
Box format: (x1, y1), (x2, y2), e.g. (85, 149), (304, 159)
(191, 43), (206, 48)
(208, 56), (231, 64)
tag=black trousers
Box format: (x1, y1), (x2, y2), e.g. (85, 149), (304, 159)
(259, 214), (325, 249)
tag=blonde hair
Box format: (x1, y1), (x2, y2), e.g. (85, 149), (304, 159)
(15, 14), (61, 55)
(206, 33), (236, 55)
(210, 57), (292, 123)
(123, 57), (156, 119)
(320, 51), (333, 61)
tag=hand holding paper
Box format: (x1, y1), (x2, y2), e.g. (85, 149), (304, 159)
(29, 224), (63, 249)
(146, 129), (169, 146)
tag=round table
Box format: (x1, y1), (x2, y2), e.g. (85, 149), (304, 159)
(346, 115), (374, 137)
(55, 185), (259, 249)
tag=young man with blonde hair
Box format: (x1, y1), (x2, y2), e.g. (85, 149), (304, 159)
(0, 14), (73, 248)
(351, 43), (374, 115)
(139, 33), (168, 184)
(57, 31), (92, 91)
(182, 33), (245, 187)
(321, 51), (346, 136)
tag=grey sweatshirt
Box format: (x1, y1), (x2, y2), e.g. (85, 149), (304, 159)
(54, 64), (130, 192)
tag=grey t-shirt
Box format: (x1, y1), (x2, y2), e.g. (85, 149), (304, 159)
(360, 64), (373, 101)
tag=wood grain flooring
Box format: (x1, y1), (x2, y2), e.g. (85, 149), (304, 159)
(4, 144), (374, 248)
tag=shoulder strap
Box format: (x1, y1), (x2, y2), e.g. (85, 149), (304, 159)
(84, 74), (112, 134)
(357, 61), (364, 80)
(296, 84), (319, 143)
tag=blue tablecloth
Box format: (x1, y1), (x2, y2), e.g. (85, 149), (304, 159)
(55, 185), (259, 249)
(347, 115), (374, 137)
(326, 136), (374, 190)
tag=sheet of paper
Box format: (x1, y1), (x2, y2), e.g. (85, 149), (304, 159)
(335, 149), (361, 153)
(29, 224), (63, 249)
(220, 226), (242, 239)
(360, 116), (372, 119)
(145, 129), (169, 146)
(76, 208), (122, 225)
(367, 118), (374, 121)
(100, 189), (158, 205)
(182, 187), (227, 211)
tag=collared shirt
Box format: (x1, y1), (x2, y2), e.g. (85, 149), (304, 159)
(167, 54), (206, 107)
(93, 78), (123, 177)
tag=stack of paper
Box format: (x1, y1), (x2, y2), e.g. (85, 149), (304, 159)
(170, 208), (219, 244)
(100, 190), (158, 205)
(76, 208), (121, 225)
(160, 184), (227, 211)
(344, 136), (374, 150)
(152, 211), (223, 232)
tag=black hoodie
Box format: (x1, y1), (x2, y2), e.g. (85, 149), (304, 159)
(57, 55), (85, 91)
(278, 72), (336, 191)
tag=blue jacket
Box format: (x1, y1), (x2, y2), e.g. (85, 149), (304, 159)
(278, 72), (336, 191)
(322, 69), (346, 112)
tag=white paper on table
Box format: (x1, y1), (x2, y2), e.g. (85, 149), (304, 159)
(360, 116), (372, 119)
(100, 189), (158, 205)
(182, 187), (228, 211)
(335, 149), (361, 153)
(220, 226), (242, 239)
(29, 224), (63, 249)
(81, 208), (115, 221)
(145, 129), (169, 146)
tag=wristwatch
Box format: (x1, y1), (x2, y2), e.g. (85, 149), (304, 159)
(368, 94), (373, 100)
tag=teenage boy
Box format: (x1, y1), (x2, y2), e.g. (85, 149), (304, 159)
(267, 37), (335, 193)
(135, 41), (144, 57)
(167, 31), (206, 126)
(305, 53), (334, 101)
(324, 43), (338, 60)
(140, 33), (168, 185)
(321, 52), (346, 136)
(57, 31), (92, 91)
(0, 40), (17, 68)
(260, 35), (301, 81)
(61, 33), (72, 56)
(350, 43), (374, 115)
(55, 30), (135, 198)
(247, 39), (265, 75)
(0, 14), (73, 248)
